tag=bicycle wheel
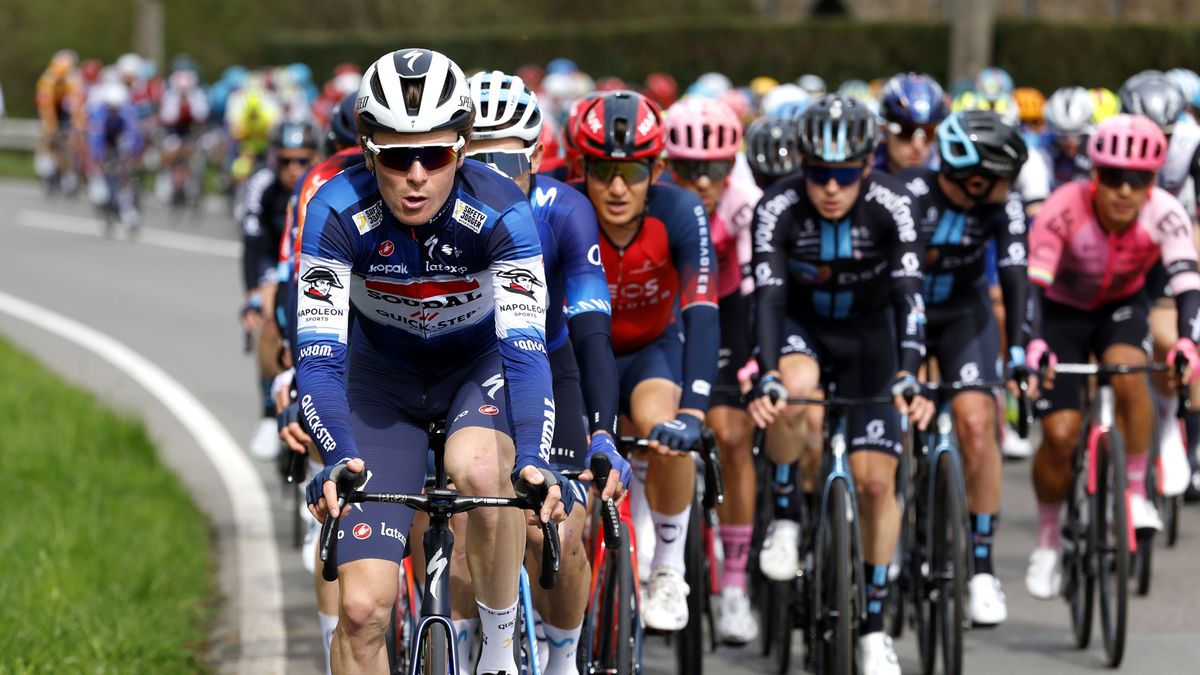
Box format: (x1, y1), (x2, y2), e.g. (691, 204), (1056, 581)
(889, 447), (918, 640)
(676, 496), (704, 675)
(1095, 429), (1129, 667)
(932, 451), (967, 675)
(912, 469), (935, 675)
(1133, 457), (1157, 596)
(1065, 432), (1094, 650)
(615, 522), (640, 675)
(1166, 495), (1181, 547)
(811, 478), (853, 675)
(770, 579), (793, 674)
(420, 621), (451, 675)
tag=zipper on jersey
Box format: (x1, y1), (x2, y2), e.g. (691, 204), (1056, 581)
(409, 227), (428, 339)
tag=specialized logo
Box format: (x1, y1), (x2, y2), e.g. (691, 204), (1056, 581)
(302, 266), (343, 304)
(479, 404), (499, 415)
(378, 240), (395, 257)
(401, 50), (423, 72)
(427, 547), (449, 600)
(452, 198), (487, 233)
(352, 523), (372, 540)
(352, 200), (385, 234)
(496, 267), (542, 299)
(483, 373), (505, 399)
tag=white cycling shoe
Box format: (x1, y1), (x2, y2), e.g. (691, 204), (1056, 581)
(642, 566), (690, 631)
(1025, 547), (1062, 600)
(759, 519), (801, 581)
(1002, 423), (1033, 459)
(1129, 492), (1163, 532)
(1160, 419), (1192, 497)
(249, 417), (280, 460)
(858, 631), (902, 675)
(716, 586), (759, 645)
(969, 573), (1007, 626)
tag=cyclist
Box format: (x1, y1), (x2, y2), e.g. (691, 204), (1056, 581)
(897, 109), (1030, 625)
(298, 49), (563, 675)
(1023, 114), (1200, 599)
(874, 72), (950, 175)
(1014, 86), (1049, 146)
(743, 115), (801, 189)
(157, 66), (211, 205)
(466, 70), (628, 674)
(85, 80), (144, 229)
(976, 66), (1015, 103)
(243, 120), (320, 460)
(571, 90), (721, 631)
(1042, 87), (1095, 190)
(663, 96), (762, 644)
(35, 49), (84, 193)
(746, 94), (932, 675)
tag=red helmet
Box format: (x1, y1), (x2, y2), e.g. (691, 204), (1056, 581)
(333, 62), (360, 77)
(516, 63), (545, 93)
(80, 59), (103, 85)
(643, 72), (678, 109)
(539, 116), (565, 173)
(595, 76), (626, 93)
(573, 91), (665, 161)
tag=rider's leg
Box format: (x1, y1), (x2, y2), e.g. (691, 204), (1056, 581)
(850, 450), (900, 635)
(631, 377), (691, 575)
(1104, 343), (1153, 499)
(333, 559), (401, 674)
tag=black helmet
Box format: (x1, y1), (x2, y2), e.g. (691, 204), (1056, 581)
(745, 116), (801, 182)
(796, 94), (879, 163)
(937, 110), (1028, 181)
(328, 92), (358, 149)
(1119, 71), (1186, 135)
(271, 120), (321, 150)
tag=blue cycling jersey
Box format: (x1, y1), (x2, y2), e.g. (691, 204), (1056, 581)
(87, 101), (142, 162)
(295, 160), (555, 473)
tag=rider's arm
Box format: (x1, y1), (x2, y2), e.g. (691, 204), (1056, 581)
(293, 195), (358, 466)
(120, 103), (144, 157)
(1154, 193), (1200, 340)
(557, 189), (619, 436)
(489, 200), (556, 475)
(668, 191), (720, 413)
(888, 202), (926, 376)
(85, 104), (106, 165)
(752, 189), (791, 375)
(241, 169), (276, 293)
(1025, 194), (1068, 342)
(994, 190), (1031, 352)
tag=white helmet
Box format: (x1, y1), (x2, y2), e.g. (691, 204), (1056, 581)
(1166, 68), (1200, 106)
(99, 81), (130, 108)
(695, 72), (733, 97)
(1045, 86), (1095, 137)
(357, 49), (472, 135)
(468, 71), (542, 145)
(761, 83), (810, 117)
(797, 74), (827, 96)
(115, 53), (143, 81)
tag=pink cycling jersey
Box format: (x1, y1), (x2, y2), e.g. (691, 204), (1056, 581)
(711, 176), (762, 298)
(1028, 180), (1200, 309)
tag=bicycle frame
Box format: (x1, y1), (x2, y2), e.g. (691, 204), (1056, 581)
(818, 407), (869, 624)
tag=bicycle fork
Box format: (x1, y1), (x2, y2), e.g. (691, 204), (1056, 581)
(413, 512), (459, 675)
(1086, 385), (1138, 554)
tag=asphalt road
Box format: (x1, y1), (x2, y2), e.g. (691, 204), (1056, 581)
(3, 179), (1199, 674)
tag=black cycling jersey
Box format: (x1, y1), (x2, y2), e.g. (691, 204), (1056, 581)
(898, 167), (1028, 352)
(241, 167), (292, 292)
(752, 171), (926, 375)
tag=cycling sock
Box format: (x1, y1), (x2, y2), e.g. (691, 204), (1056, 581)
(1185, 411), (1200, 470)
(318, 612), (338, 675)
(771, 463), (801, 520)
(452, 617), (479, 673)
(718, 523), (753, 592)
(541, 621), (582, 675)
(970, 512), (998, 576)
(1036, 501), (1062, 550)
(861, 562), (889, 635)
(650, 507), (691, 575)
(475, 600), (518, 675)
(1127, 452), (1148, 499)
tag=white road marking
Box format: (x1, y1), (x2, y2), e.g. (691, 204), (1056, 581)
(0, 289), (285, 674)
(16, 209), (239, 258)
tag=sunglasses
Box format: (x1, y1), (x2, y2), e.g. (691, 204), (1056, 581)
(277, 156), (313, 167)
(804, 163), (865, 187)
(886, 122), (937, 142)
(466, 148), (533, 180)
(671, 159), (734, 183)
(586, 159), (653, 185)
(365, 137), (466, 172)
(1096, 167), (1155, 190)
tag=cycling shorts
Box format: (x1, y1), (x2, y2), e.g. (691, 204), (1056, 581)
(713, 291), (753, 409)
(615, 322), (682, 416)
(548, 342), (587, 470)
(926, 284), (1001, 390)
(334, 343), (514, 566)
(779, 310), (903, 457)
(1036, 293), (1151, 416)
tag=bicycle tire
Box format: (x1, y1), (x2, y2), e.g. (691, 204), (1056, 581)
(933, 451), (967, 675)
(676, 495), (704, 675)
(889, 447), (919, 640)
(421, 621), (451, 675)
(1095, 430), (1129, 668)
(615, 521), (639, 675)
(1134, 457), (1157, 596)
(913, 468), (935, 675)
(1166, 495), (1180, 547)
(812, 478), (853, 675)
(1066, 430), (1095, 650)
(770, 580), (793, 675)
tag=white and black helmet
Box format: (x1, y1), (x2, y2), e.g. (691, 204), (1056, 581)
(468, 71), (543, 145)
(1045, 86), (1094, 137)
(357, 48), (472, 136)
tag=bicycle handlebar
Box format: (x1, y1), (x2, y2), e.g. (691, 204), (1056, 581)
(1049, 362), (1169, 375)
(588, 453), (621, 551)
(616, 433), (724, 509)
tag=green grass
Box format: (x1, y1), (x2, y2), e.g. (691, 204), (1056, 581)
(0, 338), (214, 673)
(0, 150), (36, 181)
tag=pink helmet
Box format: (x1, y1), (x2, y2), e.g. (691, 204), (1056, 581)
(664, 98), (743, 161)
(1088, 113), (1167, 172)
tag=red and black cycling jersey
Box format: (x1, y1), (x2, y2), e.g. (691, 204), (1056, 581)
(752, 171), (926, 375)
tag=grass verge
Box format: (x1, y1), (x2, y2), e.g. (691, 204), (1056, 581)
(0, 337), (214, 673)
(0, 150), (36, 181)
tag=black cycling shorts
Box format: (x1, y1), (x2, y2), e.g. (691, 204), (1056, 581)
(1036, 293), (1151, 416)
(713, 291), (754, 408)
(614, 323), (682, 416)
(779, 309), (903, 457)
(926, 284), (1001, 390)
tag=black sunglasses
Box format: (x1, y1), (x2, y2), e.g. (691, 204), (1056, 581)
(804, 163), (865, 187)
(366, 137), (465, 172)
(886, 121), (937, 142)
(277, 156), (313, 167)
(672, 159), (734, 183)
(1096, 167), (1154, 190)
(587, 159), (653, 184)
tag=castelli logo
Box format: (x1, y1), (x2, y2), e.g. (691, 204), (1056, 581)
(478, 404), (499, 416)
(378, 240), (395, 257)
(352, 523), (372, 540)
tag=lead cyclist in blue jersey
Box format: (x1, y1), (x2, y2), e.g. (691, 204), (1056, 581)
(296, 49), (564, 675)
(466, 69), (630, 675)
